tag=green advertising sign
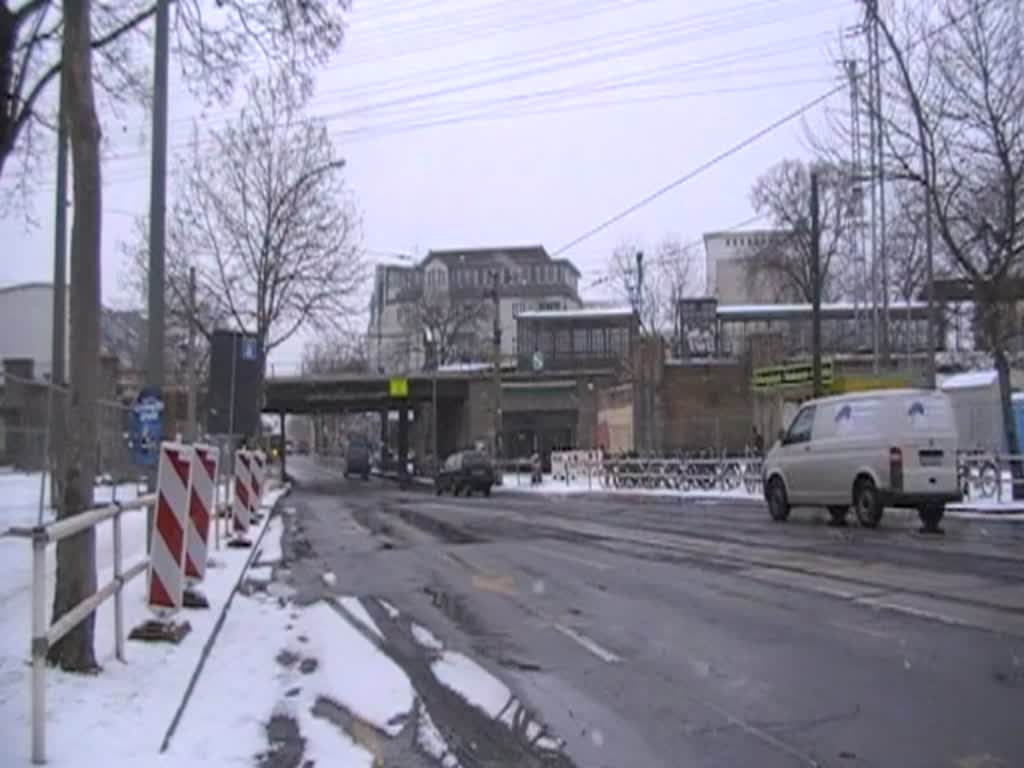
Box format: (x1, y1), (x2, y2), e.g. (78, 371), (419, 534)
(753, 359), (834, 391)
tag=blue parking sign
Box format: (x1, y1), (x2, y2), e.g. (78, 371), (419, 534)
(130, 386), (164, 467)
(240, 336), (258, 361)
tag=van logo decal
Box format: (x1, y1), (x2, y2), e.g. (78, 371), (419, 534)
(835, 405), (852, 422)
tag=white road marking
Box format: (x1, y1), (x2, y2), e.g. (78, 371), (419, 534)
(528, 544), (611, 571)
(553, 623), (622, 663)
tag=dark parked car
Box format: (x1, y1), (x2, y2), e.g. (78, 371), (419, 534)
(436, 450), (494, 497)
(345, 440), (371, 480)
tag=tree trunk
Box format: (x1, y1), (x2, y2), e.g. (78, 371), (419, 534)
(0, 2), (16, 182)
(48, 0), (102, 672)
(984, 291), (1023, 501)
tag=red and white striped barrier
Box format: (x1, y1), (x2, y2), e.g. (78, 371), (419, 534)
(185, 444), (218, 583)
(231, 449), (253, 545)
(250, 450), (266, 517)
(147, 443), (192, 616)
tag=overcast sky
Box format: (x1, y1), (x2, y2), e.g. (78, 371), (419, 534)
(0, 0), (861, 373)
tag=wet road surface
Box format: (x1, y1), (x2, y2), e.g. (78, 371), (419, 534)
(283, 456), (1024, 768)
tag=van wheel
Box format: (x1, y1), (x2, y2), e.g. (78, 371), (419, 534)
(827, 506), (849, 527)
(918, 505), (945, 534)
(853, 477), (884, 528)
(767, 478), (790, 522)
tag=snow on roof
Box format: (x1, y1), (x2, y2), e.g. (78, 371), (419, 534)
(516, 307), (634, 320)
(437, 362), (491, 373)
(717, 301), (927, 316)
(940, 370), (999, 390)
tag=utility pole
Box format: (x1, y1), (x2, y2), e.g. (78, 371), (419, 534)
(186, 267), (198, 442)
(489, 270), (502, 459)
(633, 251), (646, 452)
(871, 0), (890, 363)
(144, 0), (170, 545)
(866, 8), (881, 373)
(146, 0), (170, 406)
(48, 66), (68, 510)
(811, 170), (823, 397)
(845, 59), (867, 341)
(51, 69), (68, 388)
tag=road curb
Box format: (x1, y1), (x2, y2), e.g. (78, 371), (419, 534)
(159, 483), (290, 753)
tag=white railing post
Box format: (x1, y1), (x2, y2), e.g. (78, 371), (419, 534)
(31, 527), (47, 765)
(113, 504), (125, 662)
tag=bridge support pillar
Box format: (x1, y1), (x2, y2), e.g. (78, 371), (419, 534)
(279, 411), (287, 480)
(398, 407), (409, 489)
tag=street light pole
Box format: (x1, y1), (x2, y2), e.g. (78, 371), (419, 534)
(811, 170), (823, 397)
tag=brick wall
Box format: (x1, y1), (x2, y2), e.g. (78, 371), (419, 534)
(660, 361), (753, 453)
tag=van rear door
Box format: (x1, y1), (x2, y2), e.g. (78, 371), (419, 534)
(892, 393), (959, 496)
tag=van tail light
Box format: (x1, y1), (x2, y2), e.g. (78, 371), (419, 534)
(890, 447), (904, 491)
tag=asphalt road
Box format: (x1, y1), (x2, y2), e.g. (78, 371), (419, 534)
(283, 456), (1024, 768)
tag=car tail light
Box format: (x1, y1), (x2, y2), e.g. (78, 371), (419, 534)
(890, 447), (903, 491)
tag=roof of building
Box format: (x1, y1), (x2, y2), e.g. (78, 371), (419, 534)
(517, 306), (634, 320)
(716, 301), (927, 318)
(423, 245), (581, 276)
(939, 370), (998, 390)
(703, 229), (789, 240)
(0, 281), (60, 294)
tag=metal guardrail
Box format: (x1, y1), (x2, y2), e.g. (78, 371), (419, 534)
(7, 494), (156, 763)
(956, 451), (1024, 501)
(8, 474), (237, 765)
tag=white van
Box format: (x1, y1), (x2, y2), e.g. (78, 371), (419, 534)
(762, 389), (960, 531)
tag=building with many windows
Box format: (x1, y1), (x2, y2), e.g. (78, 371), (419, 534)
(703, 229), (793, 305)
(367, 246), (582, 373)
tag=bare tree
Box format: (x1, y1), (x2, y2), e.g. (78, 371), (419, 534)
(165, 74), (366, 370)
(745, 158), (859, 304)
(303, 332), (369, 374)
(1, 0), (348, 200)
(401, 291), (492, 369)
(608, 235), (698, 334)
(47, 0), (101, 672)
(120, 215), (227, 385)
(870, 0), (1024, 461)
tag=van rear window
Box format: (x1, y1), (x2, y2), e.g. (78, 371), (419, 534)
(905, 397), (954, 431)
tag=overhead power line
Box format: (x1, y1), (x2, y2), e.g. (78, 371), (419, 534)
(552, 83), (847, 256)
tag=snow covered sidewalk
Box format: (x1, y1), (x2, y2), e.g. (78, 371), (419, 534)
(0, 484), (287, 767)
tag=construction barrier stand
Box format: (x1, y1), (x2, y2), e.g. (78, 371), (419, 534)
(147, 442), (193, 616)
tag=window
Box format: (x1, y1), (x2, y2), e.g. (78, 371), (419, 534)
(539, 301), (561, 311)
(784, 406), (816, 445)
(555, 328), (571, 355)
(608, 327), (628, 357)
(572, 328), (589, 355)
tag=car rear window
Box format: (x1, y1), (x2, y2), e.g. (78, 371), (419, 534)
(462, 451), (490, 467)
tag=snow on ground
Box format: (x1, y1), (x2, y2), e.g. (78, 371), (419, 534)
(498, 473), (1024, 518)
(0, 485), (288, 767)
(411, 623), (444, 651)
(379, 599), (400, 619)
(255, 515), (284, 564)
(432, 651), (512, 719)
(337, 596), (384, 640)
(303, 601), (414, 736)
(417, 702), (462, 768)
(0, 471), (142, 532)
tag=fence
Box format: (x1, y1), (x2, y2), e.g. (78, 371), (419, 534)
(6, 453), (240, 764)
(496, 453), (765, 495)
(957, 451), (1024, 502)
(1, 370), (141, 531)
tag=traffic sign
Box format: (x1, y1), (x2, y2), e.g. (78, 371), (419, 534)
(130, 387), (164, 467)
(389, 377), (409, 398)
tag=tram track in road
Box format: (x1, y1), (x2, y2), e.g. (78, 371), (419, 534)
(395, 494), (1024, 638)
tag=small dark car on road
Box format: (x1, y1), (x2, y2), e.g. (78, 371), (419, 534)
(345, 440), (371, 480)
(436, 450), (494, 496)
